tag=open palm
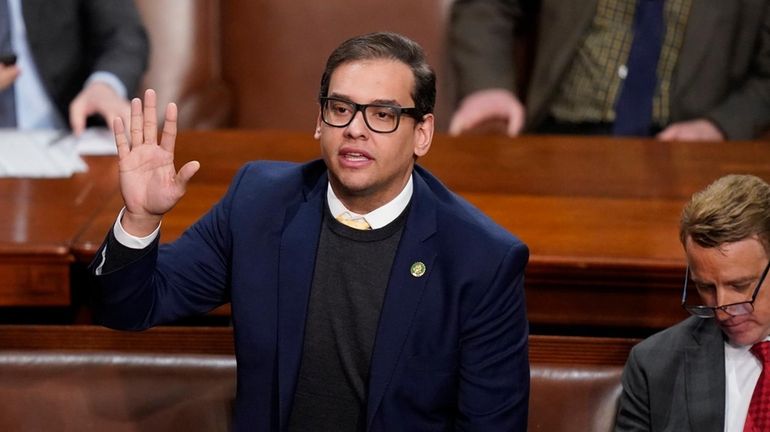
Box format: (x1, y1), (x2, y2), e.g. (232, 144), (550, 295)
(114, 89), (199, 236)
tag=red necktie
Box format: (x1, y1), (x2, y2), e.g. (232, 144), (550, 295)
(745, 341), (770, 432)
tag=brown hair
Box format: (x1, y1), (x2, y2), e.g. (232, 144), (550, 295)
(318, 32), (435, 119)
(680, 174), (770, 251)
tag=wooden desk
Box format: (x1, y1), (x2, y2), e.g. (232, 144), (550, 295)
(0, 157), (118, 306)
(27, 131), (770, 332)
(0, 324), (637, 366)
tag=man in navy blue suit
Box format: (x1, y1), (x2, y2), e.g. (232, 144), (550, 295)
(91, 32), (530, 431)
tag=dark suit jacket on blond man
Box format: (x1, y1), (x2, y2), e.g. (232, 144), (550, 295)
(19, 0), (148, 122)
(450, 0), (770, 139)
(615, 316), (725, 431)
(91, 160), (530, 431)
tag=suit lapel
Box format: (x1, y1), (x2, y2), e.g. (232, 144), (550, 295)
(19, 0), (41, 27)
(276, 172), (326, 430)
(366, 171), (438, 429)
(672, 0), (723, 103)
(685, 319), (725, 432)
(547, 0), (598, 77)
(19, 0), (45, 53)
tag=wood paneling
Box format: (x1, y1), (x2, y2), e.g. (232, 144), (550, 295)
(221, 0), (452, 130)
(0, 325), (637, 366)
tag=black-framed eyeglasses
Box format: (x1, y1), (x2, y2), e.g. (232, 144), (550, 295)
(320, 97), (422, 134)
(681, 260), (770, 318)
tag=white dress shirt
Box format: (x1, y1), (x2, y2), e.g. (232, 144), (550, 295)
(327, 175), (413, 229)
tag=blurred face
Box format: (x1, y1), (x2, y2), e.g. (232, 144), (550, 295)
(315, 59), (434, 213)
(685, 236), (770, 346)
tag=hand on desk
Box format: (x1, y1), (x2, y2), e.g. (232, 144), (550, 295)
(70, 81), (131, 136)
(449, 89), (525, 137)
(114, 89), (200, 237)
(656, 118), (725, 141)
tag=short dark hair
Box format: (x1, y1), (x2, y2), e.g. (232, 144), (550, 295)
(680, 174), (770, 252)
(319, 32), (436, 120)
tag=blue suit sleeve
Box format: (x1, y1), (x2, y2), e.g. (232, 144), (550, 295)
(92, 164), (250, 330)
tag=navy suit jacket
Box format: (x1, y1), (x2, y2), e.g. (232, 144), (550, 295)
(93, 160), (530, 431)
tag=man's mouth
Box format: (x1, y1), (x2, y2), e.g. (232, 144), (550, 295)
(343, 152), (369, 161)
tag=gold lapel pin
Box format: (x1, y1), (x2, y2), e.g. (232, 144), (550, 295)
(410, 261), (426, 278)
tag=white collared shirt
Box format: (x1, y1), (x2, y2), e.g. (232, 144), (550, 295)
(724, 337), (770, 431)
(327, 175), (413, 229)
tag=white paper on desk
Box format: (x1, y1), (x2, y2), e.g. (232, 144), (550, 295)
(71, 127), (118, 156)
(0, 129), (88, 178)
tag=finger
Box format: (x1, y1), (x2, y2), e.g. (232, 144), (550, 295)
(69, 98), (87, 136)
(108, 101), (131, 134)
(507, 108), (525, 137)
(160, 102), (178, 153)
(176, 160), (200, 187)
(449, 107), (486, 136)
(448, 113), (465, 136)
(130, 97), (143, 148)
(143, 89), (158, 145)
(656, 127), (677, 141)
(113, 117), (130, 160)
(461, 108), (486, 130)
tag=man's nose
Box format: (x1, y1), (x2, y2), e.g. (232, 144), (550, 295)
(344, 109), (369, 135)
(714, 287), (741, 307)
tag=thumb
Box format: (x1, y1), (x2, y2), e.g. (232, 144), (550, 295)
(176, 160), (201, 186)
(656, 127), (675, 141)
(448, 114), (464, 136)
(507, 109), (525, 137)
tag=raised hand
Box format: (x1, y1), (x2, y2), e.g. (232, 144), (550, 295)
(114, 89), (200, 237)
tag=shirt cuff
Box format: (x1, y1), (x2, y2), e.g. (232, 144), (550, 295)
(86, 71), (128, 99)
(113, 207), (161, 249)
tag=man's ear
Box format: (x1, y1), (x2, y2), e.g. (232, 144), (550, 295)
(314, 112), (322, 139)
(413, 113), (434, 157)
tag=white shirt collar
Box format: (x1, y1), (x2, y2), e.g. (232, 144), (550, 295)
(327, 174), (413, 229)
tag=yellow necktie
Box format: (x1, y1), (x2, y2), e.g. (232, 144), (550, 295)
(335, 214), (371, 230)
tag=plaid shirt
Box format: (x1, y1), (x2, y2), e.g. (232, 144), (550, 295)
(549, 0), (692, 126)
